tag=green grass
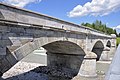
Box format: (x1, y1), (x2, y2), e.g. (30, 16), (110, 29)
(117, 37), (120, 46)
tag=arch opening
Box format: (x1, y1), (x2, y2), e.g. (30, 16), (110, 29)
(92, 41), (104, 61)
(106, 41), (111, 48)
(42, 41), (85, 78)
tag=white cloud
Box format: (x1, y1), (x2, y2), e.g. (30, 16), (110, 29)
(68, 0), (120, 17)
(113, 25), (120, 30)
(2, 0), (41, 8)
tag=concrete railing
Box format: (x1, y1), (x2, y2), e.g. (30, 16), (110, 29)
(105, 44), (120, 80)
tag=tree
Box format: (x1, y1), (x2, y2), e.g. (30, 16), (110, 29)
(118, 33), (120, 37)
(114, 29), (118, 37)
(81, 23), (85, 26)
(81, 20), (116, 35)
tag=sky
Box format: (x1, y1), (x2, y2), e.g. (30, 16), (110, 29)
(1, 0), (120, 33)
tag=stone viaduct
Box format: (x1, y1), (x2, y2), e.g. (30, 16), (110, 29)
(0, 3), (116, 77)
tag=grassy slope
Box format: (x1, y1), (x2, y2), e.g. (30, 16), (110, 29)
(117, 37), (120, 46)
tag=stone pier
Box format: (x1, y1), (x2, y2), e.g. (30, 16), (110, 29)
(79, 52), (97, 77)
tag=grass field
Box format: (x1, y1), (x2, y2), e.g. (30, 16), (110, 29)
(117, 37), (120, 46)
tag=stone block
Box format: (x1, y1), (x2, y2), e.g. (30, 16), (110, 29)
(84, 52), (97, 59)
(25, 28), (35, 34)
(109, 47), (116, 60)
(13, 42), (35, 60)
(9, 27), (25, 33)
(0, 47), (6, 55)
(100, 47), (110, 61)
(0, 25), (8, 31)
(14, 48), (24, 60)
(1, 32), (16, 40)
(8, 39), (22, 46)
(6, 49), (18, 66)
(79, 52), (97, 77)
(0, 39), (12, 47)
(1, 57), (11, 73)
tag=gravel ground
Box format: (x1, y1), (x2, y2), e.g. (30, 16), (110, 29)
(2, 61), (46, 80)
(1, 61), (107, 80)
(2, 61), (78, 80)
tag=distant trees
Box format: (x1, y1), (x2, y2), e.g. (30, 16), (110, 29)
(81, 20), (117, 35)
(118, 33), (120, 37)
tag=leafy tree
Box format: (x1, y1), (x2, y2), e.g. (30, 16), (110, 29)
(81, 20), (116, 35)
(114, 29), (118, 37)
(118, 33), (120, 37)
(81, 22), (85, 26)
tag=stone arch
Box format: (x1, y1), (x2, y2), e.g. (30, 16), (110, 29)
(42, 41), (85, 55)
(42, 41), (85, 76)
(106, 40), (111, 48)
(92, 40), (104, 61)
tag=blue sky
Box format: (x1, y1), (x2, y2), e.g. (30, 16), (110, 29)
(1, 0), (120, 33)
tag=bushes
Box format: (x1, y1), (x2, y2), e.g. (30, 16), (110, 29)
(117, 37), (120, 46)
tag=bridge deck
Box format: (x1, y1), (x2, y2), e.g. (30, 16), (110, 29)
(0, 2), (111, 38)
